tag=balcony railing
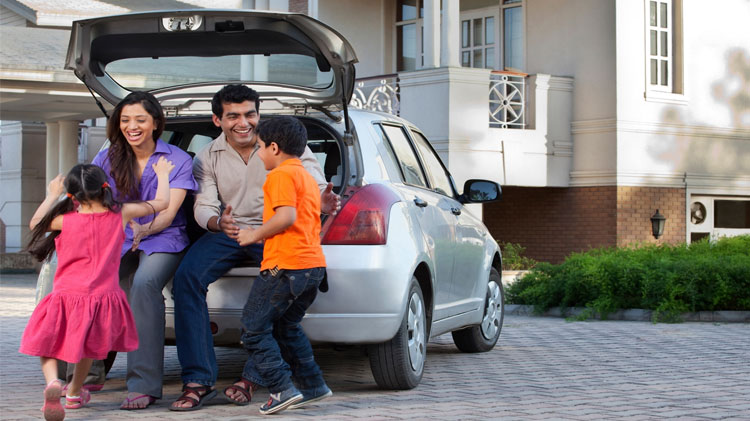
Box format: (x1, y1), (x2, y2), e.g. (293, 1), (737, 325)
(489, 70), (527, 129)
(349, 74), (400, 116)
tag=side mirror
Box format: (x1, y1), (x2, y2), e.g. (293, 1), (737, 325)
(459, 179), (501, 204)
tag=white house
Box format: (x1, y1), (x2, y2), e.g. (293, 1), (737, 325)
(2, 0), (748, 263)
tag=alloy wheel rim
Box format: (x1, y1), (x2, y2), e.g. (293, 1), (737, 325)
(481, 281), (501, 340)
(407, 292), (425, 372)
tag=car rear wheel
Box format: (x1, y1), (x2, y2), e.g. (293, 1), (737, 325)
(452, 267), (504, 353)
(368, 277), (426, 390)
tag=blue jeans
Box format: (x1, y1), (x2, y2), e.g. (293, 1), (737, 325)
(241, 267), (327, 394)
(172, 232), (263, 387)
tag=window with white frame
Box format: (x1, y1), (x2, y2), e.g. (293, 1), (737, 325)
(501, 0), (523, 71)
(460, 10), (497, 69)
(458, 0), (523, 71)
(645, 0), (683, 94)
(396, 0), (423, 71)
(396, 0), (524, 72)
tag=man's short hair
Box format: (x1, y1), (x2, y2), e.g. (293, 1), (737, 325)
(212, 84), (260, 117)
(256, 116), (307, 157)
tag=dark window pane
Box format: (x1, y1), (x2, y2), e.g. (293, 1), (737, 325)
(381, 125), (427, 188)
(397, 24), (417, 71)
(462, 20), (470, 48)
(660, 31), (668, 57)
(691, 232), (710, 243)
(504, 6), (523, 70)
(650, 1), (657, 26)
(398, 0), (417, 21)
(473, 18), (483, 46)
(715, 200), (750, 228)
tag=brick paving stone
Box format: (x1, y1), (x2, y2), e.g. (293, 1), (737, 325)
(2, 273), (750, 420)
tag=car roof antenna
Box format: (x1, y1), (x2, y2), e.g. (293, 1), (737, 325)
(82, 77), (110, 119)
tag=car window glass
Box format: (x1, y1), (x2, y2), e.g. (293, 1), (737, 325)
(187, 134), (213, 155)
(380, 124), (427, 188)
(411, 130), (454, 197)
(106, 54), (333, 91)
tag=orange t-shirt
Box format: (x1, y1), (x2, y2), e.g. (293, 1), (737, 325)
(261, 158), (326, 271)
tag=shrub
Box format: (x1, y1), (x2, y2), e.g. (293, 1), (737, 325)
(500, 242), (538, 270)
(505, 235), (750, 320)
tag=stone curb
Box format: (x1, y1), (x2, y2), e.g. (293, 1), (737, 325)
(505, 304), (750, 323)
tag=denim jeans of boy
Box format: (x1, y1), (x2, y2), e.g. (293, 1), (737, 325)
(241, 267), (327, 394)
(173, 231), (263, 387)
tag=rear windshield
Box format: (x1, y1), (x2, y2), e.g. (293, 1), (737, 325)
(105, 54), (333, 91)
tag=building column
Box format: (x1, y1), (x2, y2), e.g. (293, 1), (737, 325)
(423, 0), (440, 69)
(45, 122), (60, 183)
(0, 121), (46, 252)
(440, 0), (460, 67)
(58, 120), (79, 174)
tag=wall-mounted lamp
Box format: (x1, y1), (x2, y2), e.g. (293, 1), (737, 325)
(650, 209), (666, 239)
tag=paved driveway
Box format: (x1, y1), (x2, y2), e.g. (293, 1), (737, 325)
(1, 273), (748, 420)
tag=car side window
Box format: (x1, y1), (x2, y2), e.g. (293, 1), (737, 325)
(410, 130), (455, 197)
(379, 124), (428, 188)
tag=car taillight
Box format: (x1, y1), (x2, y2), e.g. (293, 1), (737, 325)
(322, 184), (400, 245)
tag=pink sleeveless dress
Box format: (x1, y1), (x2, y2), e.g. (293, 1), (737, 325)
(19, 210), (138, 363)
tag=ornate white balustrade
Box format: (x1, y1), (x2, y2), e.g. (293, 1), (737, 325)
(489, 71), (527, 129)
(349, 74), (400, 115)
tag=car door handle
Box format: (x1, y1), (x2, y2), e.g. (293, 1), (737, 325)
(414, 197), (428, 207)
(451, 207), (461, 215)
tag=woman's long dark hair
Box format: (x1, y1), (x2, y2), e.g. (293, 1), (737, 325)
(26, 164), (120, 262)
(105, 91), (165, 200)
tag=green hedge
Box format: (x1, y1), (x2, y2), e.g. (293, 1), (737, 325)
(505, 235), (750, 321)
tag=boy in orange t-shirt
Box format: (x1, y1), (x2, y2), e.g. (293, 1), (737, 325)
(236, 116), (330, 415)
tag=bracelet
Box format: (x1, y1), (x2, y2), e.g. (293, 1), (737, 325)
(215, 215), (222, 231)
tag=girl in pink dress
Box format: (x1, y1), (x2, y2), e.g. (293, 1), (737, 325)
(20, 158), (174, 421)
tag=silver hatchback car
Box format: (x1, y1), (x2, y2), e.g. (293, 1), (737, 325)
(64, 9), (505, 390)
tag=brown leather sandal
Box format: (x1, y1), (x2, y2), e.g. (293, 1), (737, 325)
(169, 384), (216, 411)
(223, 378), (259, 406)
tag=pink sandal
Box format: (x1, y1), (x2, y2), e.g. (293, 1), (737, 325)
(64, 388), (91, 409)
(60, 383), (103, 396)
(42, 379), (65, 421)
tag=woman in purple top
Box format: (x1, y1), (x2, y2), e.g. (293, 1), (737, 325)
(92, 91), (198, 410)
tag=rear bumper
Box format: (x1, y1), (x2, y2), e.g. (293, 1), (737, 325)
(164, 203), (419, 345)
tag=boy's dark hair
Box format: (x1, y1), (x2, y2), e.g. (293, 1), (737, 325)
(212, 84), (260, 117)
(256, 116), (308, 157)
(26, 164), (120, 262)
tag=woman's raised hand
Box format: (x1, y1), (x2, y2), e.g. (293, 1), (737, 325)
(48, 174), (66, 198)
(152, 156), (175, 176)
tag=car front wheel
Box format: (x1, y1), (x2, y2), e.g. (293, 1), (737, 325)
(452, 267), (504, 353)
(368, 277), (426, 390)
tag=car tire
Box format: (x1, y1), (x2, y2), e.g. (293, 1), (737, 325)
(452, 267), (504, 353)
(368, 277), (426, 390)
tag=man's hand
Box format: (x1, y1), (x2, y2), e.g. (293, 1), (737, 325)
(129, 220), (150, 251)
(320, 182), (341, 216)
(219, 205), (240, 239)
(237, 227), (261, 246)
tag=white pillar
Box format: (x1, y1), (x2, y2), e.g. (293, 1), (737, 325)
(441, 0), (460, 68)
(423, 0), (440, 69)
(308, 0), (318, 19)
(58, 121), (79, 174)
(45, 122), (60, 184)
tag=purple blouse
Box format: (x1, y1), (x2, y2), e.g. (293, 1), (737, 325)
(93, 139), (198, 256)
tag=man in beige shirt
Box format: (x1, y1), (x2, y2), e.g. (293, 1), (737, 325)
(170, 85), (338, 411)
